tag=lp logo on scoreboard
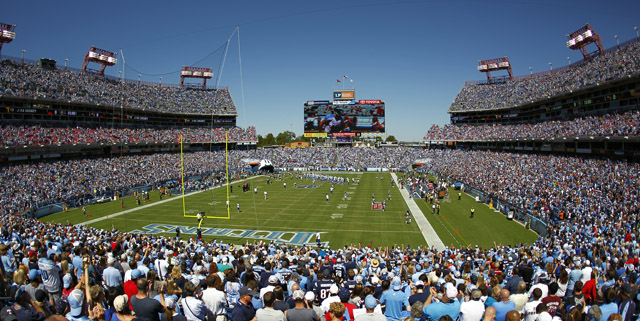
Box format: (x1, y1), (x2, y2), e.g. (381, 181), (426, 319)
(334, 92), (343, 98)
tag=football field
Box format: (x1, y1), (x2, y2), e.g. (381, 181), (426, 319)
(41, 172), (537, 248)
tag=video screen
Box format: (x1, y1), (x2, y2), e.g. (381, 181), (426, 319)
(304, 102), (385, 137)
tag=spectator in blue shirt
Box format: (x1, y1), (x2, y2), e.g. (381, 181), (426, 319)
(491, 289), (515, 321)
(103, 257), (123, 289)
(379, 277), (410, 321)
(422, 283), (460, 321)
(599, 287), (618, 321)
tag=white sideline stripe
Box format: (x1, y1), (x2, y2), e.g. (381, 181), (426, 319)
(79, 176), (260, 226)
(391, 173), (446, 251)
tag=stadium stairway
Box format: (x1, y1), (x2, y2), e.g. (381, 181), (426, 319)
(391, 173), (445, 251)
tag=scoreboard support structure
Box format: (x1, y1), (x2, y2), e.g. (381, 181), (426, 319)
(180, 67), (214, 89)
(82, 47), (117, 76)
(0, 22), (16, 56)
(477, 57), (513, 84)
(566, 24), (604, 61)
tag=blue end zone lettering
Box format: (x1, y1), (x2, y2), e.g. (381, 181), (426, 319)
(178, 226), (201, 234)
(132, 224), (329, 246)
(130, 223), (174, 234)
(227, 230), (253, 238)
(202, 228), (233, 236)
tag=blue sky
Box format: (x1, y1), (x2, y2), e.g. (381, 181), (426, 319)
(2, 0), (639, 141)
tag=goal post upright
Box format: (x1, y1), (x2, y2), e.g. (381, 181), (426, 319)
(225, 131), (230, 219)
(181, 135), (187, 217)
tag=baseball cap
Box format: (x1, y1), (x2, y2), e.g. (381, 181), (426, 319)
(54, 298), (68, 315)
(291, 272), (301, 281)
(365, 295), (377, 309)
(445, 283), (458, 299)
(164, 297), (177, 309)
(339, 287), (350, 301)
(63, 274), (72, 288)
(239, 286), (256, 297)
(28, 269), (41, 281)
(131, 269), (143, 279)
(292, 289), (305, 300)
(107, 256), (116, 264)
(392, 277), (402, 290)
(68, 289), (85, 317)
(305, 291), (315, 301)
(114, 295), (128, 312)
(329, 284), (339, 294)
(269, 275), (279, 284)
(414, 280), (424, 287)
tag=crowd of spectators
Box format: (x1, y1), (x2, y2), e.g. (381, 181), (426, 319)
(0, 187), (638, 321)
(0, 60), (236, 114)
(424, 111), (640, 141)
(0, 151), (238, 216)
(449, 40), (640, 111)
(3, 146), (639, 231)
(0, 125), (257, 146)
(416, 149), (640, 226)
(248, 147), (425, 171)
(0, 147), (424, 215)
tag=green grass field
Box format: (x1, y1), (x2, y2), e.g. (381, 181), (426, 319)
(41, 172), (537, 248)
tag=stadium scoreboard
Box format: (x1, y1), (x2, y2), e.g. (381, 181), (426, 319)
(304, 90), (385, 138)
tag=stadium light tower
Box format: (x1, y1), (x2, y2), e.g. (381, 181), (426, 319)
(180, 66), (214, 89)
(477, 57), (513, 84)
(635, 27), (639, 39)
(614, 35), (619, 47)
(82, 46), (117, 76)
(566, 24), (604, 60)
(0, 22), (16, 56)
